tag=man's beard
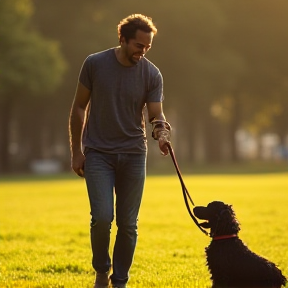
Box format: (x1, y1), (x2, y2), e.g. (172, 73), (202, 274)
(126, 50), (142, 65)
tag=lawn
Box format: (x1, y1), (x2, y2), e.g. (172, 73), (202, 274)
(0, 173), (287, 287)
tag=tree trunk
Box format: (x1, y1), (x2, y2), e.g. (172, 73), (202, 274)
(0, 98), (12, 173)
(228, 93), (241, 162)
(204, 113), (222, 163)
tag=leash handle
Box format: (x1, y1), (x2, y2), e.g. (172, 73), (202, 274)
(166, 142), (209, 236)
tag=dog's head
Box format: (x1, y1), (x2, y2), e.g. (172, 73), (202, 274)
(193, 201), (240, 237)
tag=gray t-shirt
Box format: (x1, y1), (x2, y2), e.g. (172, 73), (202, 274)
(79, 48), (163, 154)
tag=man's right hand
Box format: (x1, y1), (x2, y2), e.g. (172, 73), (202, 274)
(158, 132), (170, 156)
(71, 152), (85, 177)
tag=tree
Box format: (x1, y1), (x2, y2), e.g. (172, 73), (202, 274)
(215, 0), (288, 161)
(32, 0), (246, 165)
(17, 0), (288, 173)
(0, 0), (66, 172)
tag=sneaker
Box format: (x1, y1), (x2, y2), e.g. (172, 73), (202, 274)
(93, 271), (110, 288)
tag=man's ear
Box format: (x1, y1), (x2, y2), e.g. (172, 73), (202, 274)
(120, 36), (126, 45)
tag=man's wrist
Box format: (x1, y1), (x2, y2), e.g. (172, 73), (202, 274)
(151, 119), (171, 141)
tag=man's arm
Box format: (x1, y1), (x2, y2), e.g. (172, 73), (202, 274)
(69, 81), (91, 177)
(147, 101), (166, 121)
(146, 102), (170, 156)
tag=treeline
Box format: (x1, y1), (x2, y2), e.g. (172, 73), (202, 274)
(0, 0), (288, 173)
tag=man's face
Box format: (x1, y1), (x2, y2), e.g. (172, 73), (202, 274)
(121, 30), (154, 65)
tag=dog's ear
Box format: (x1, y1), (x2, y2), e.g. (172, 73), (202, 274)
(199, 221), (211, 228)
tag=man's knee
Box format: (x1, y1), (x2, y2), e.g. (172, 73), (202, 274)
(117, 223), (138, 238)
(90, 216), (113, 228)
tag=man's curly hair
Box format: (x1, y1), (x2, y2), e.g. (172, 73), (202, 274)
(117, 14), (157, 43)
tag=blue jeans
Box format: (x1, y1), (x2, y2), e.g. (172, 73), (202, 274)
(84, 148), (146, 285)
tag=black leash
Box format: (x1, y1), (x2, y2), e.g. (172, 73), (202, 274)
(166, 142), (209, 236)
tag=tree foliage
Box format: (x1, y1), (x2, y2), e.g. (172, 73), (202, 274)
(0, 0), (66, 96)
(0, 0), (66, 172)
(1, 0), (288, 172)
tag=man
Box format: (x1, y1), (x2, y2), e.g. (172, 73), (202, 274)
(69, 14), (171, 288)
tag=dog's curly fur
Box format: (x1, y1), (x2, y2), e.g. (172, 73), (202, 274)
(193, 201), (287, 288)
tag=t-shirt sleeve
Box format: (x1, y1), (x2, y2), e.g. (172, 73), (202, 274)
(147, 70), (164, 103)
(79, 55), (93, 90)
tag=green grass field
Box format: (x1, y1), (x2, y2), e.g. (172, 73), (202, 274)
(1, 173), (288, 288)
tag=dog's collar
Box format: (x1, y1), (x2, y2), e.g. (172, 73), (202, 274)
(213, 234), (238, 240)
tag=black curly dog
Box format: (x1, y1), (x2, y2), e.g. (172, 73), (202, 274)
(193, 201), (287, 288)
